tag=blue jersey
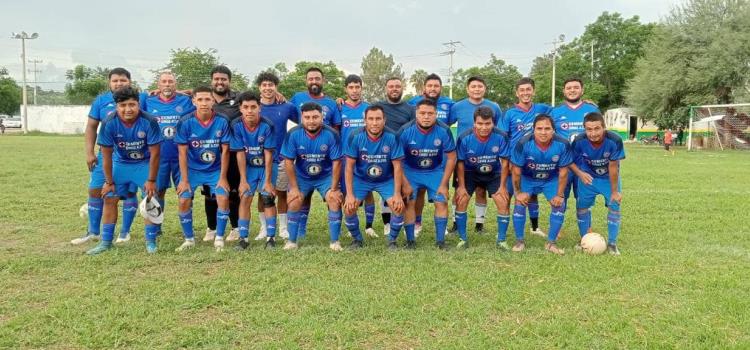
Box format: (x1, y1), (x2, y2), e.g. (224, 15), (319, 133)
(289, 92), (342, 127)
(260, 101), (299, 163)
(551, 102), (600, 141)
(229, 118), (276, 169)
(174, 113), (231, 173)
(280, 126), (342, 181)
(344, 128), (404, 183)
(571, 131), (625, 179)
(97, 112), (163, 164)
(450, 98), (503, 135)
(408, 95), (454, 125)
(142, 94), (195, 161)
(340, 101), (369, 143)
(398, 121), (456, 172)
(88, 91), (148, 122)
(456, 128), (510, 175)
(511, 134), (573, 181)
(503, 103), (552, 146)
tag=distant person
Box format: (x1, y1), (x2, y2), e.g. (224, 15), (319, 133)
(664, 129), (675, 156)
(677, 127), (684, 146)
(0, 119), (5, 134)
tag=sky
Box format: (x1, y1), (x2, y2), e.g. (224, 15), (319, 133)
(0, 0), (678, 92)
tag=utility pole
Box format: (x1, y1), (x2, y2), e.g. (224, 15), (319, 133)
(11, 31), (39, 134)
(550, 34), (565, 107)
(442, 40), (461, 99)
(29, 59), (42, 105)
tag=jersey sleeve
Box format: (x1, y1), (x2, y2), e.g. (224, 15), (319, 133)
(329, 104), (342, 126)
(280, 132), (296, 160)
(390, 136), (404, 160)
(263, 125), (276, 150)
(447, 104), (458, 126)
(609, 136), (626, 161)
(558, 143), (574, 167)
(500, 111), (511, 134)
(344, 133), (358, 158)
(329, 132), (343, 160)
(456, 136), (466, 161)
(442, 127), (456, 153)
(511, 142), (525, 167)
(492, 104), (503, 126)
(181, 97), (197, 116)
(97, 119), (114, 147)
(229, 124), (244, 151)
(147, 118), (163, 145)
(174, 118), (189, 144)
(499, 134), (510, 159)
(88, 96), (102, 120)
(220, 120), (231, 144)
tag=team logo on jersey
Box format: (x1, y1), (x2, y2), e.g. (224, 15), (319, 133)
(418, 158), (433, 168)
(595, 168), (607, 175)
(410, 149), (419, 156)
(258, 136), (265, 143)
(216, 130), (223, 137)
(107, 111), (115, 117)
(551, 155), (559, 162)
(492, 146), (500, 153)
(382, 146), (390, 153)
(152, 109), (159, 114)
(128, 151), (145, 160)
(361, 154), (369, 161)
(251, 157), (264, 166)
(469, 157), (478, 163)
(560, 122), (569, 130)
(528, 163), (536, 170)
(478, 164), (493, 173)
(441, 103), (449, 110)
(366, 165), (383, 178)
(306, 163), (322, 176)
(516, 124), (525, 131)
(534, 173), (549, 180)
(320, 144), (328, 152)
(117, 141), (126, 148)
(343, 120), (350, 127)
(191, 140), (201, 148)
(603, 152), (610, 158)
(434, 139), (442, 147)
(137, 131), (146, 138)
(200, 151), (216, 163)
(176, 106), (183, 113)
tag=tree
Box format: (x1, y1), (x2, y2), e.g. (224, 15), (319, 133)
(0, 68), (21, 115)
(151, 48), (249, 92)
(409, 69), (428, 95)
(360, 47), (405, 102)
(452, 55), (523, 108)
(64, 65), (109, 105)
(273, 61), (346, 100)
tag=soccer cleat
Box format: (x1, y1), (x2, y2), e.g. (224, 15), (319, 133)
(456, 240), (468, 249)
(530, 227), (546, 238)
(226, 228), (240, 242)
(383, 223), (391, 238)
(329, 241), (343, 252)
(265, 237), (276, 249)
(203, 228), (216, 242)
(496, 241), (510, 251)
(387, 241), (399, 251)
(545, 242), (565, 255)
(405, 240), (417, 250)
(279, 229), (289, 240)
(71, 233), (100, 245)
(414, 223), (422, 235)
(350, 240), (364, 250)
(115, 232), (131, 244)
(436, 241), (447, 250)
(235, 239), (250, 251)
(283, 241), (298, 250)
(86, 241), (112, 255)
(475, 223), (484, 234)
(512, 240), (525, 252)
(254, 226), (268, 241)
(214, 238), (225, 252)
(145, 241), (158, 254)
(607, 244), (621, 256)
(364, 227), (378, 238)
(175, 239), (195, 252)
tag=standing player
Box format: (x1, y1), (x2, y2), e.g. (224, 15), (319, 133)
(397, 99), (456, 249)
(343, 105), (405, 248)
(510, 114), (573, 255)
(174, 86), (232, 252)
(503, 77), (552, 238)
(281, 102), (344, 251)
(408, 73), (454, 124)
(570, 112), (625, 255)
(230, 92), (278, 250)
(86, 87), (163, 255)
(143, 71), (195, 237)
(454, 106), (511, 248)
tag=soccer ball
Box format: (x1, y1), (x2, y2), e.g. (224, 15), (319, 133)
(79, 203), (89, 219)
(580, 232), (607, 255)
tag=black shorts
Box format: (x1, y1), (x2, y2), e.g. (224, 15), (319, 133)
(664, 143), (671, 151)
(464, 172), (500, 196)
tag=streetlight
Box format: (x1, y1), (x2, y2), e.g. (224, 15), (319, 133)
(550, 34), (565, 107)
(11, 31), (39, 134)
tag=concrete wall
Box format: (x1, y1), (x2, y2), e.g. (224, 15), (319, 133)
(27, 105), (89, 134)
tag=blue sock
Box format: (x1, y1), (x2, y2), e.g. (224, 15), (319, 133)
(298, 206), (309, 239)
(102, 223), (115, 242)
(87, 198), (103, 235)
(497, 214), (510, 242)
(435, 216), (448, 243)
(328, 210), (342, 242)
(216, 208), (230, 238)
(404, 223), (415, 241)
(607, 203), (622, 245)
(156, 197), (166, 232)
(455, 211), (468, 241)
(145, 224), (159, 242)
(238, 219), (250, 239)
(345, 214), (363, 241)
(415, 215), (422, 225)
(287, 211), (300, 242)
(389, 215), (404, 241)
(528, 201), (539, 219)
(365, 204), (375, 227)
(512, 204), (526, 241)
(266, 215), (277, 238)
(548, 203), (566, 242)
(120, 197), (138, 236)
(577, 209), (592, 238)
(179, 210), (194, 239)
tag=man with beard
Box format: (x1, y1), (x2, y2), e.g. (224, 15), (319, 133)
(408, 73), (454, 124)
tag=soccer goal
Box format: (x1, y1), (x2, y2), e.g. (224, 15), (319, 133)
(688, 103), (750, 151)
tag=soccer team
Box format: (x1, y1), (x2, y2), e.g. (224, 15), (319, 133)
(72, 65), (625, 256)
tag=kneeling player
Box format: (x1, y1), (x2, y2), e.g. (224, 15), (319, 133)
(230, 92), (278, 250)
(174, 86), (232, 252)
(343, 105), (405, 249)
(454, 106), (511, 249)
(569, 112), (625, 255)
(510, 114), (573, 255)
(87, 87), (163, 255)
(281, 102), (344, 251)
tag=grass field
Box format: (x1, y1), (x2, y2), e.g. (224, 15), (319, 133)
(1, 135), (749, 349)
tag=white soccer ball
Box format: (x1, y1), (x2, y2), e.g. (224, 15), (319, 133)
(580, 232), (607, 255)
(79, 203), (89, 219)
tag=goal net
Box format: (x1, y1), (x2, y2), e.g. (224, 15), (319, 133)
(688, 103), (750, 151)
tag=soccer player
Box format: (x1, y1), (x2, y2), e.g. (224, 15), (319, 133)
(142, 71), (195, 237)
(454, 106), (511, 248)
(503, 77), (552, 238)
(253, 72), (298, 241)
(408, 73), (454, 124)
(343, 105), (405, 248)
(280, 102), (344, 251)
(569, 112), (625, 255)
(510, 114), (573, 255)
(174, 86), (232, 252)
(86, 87), (163, 255)
(72, 68), (145, 245)
(398, 99), (456, 249)
(230, 91), (278, 250)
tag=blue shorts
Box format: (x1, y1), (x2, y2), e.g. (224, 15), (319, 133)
(297, 175), (332, 199)
(404, 167), (447, 203)
(178, 169), (226, 199)
(564, 172), (578, 199)
(89, 152), (105, 189)
(576, 177), (621, 209)
(241, 165), (275, 197)
(157, 159), (180, 191)
(353, 177), (395, 201)
(520, 176), (559, 202)
(107, 162), (149, 198)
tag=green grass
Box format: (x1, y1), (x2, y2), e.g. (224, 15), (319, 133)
(1, 136), (749, 349)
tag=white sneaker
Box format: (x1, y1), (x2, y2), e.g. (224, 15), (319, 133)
(115, 233), (131, 244)
(415, 223), (422, 235)
(383, 223), (391, 237)
(279, 229), (289, 239)
(329, 241), (343, 252)
(175, 239), (195, 252)
(347, 230), (353, 238)
(203, 228), (216, 242)
(283, 241), (298, 250)
(365, 227), (378, 238)
(530, 228), (546, 238)
(254, 225), (268, 241)
(226, 228), (240, 242)
(214, 237), (225, 252)
(70, 234), (99, 245)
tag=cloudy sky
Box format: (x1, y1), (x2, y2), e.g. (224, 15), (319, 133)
(0, 0), (678, 91)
